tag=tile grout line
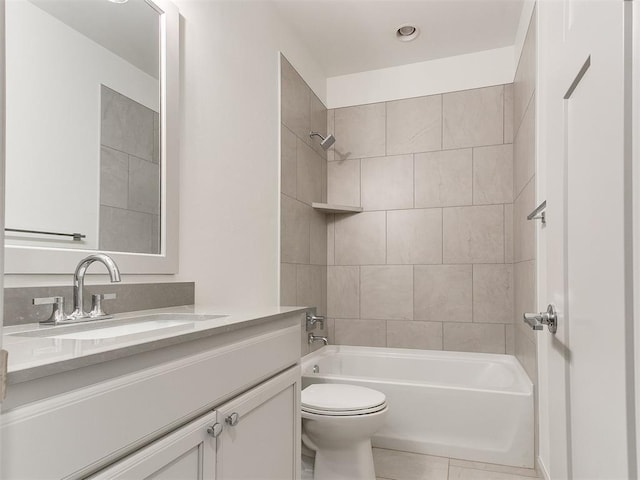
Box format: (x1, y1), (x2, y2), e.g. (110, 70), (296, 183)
(325, 139), (514, 164)
(357, 202), (513, 214)
(331, 260), (512, 267)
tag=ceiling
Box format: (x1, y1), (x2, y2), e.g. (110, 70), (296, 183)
(273, 0), (524, 77)
(30, 0), (159, 78)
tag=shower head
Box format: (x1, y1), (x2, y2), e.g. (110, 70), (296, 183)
(309, 131), (336, 150)
(320, 134), (336, 150)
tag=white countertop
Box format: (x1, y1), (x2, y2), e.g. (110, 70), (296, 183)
(3, 305), (307, 384)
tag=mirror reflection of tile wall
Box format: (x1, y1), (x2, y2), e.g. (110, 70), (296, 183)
(99, 85), (160, 254)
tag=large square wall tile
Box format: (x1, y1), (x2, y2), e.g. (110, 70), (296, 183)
(473, 264), (514, 324)
(443, 205), (504, 263)
(334, 211), (386, 265)
(443, 323), (506, 354)
(414, 265), (472, 322)
(443, 85), (504, 149)
(361, 155), (414, 210)
(360, 265), (413, 320)
(327, 266), (360, 318)
(386, 95), (442, 155)
(387, 209), (442, 264)
(415, 149), (472, 208)
(334, 103), (386, 159)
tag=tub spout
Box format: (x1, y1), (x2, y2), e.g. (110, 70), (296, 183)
(308, 333), (328, 346)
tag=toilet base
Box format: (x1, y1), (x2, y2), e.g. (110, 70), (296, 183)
(311, 439), (376, 480)
(301, 406), (388, 480)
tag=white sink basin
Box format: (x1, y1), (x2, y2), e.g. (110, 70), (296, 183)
(50, 319), (193, 340)
(11, 313), (227, 340)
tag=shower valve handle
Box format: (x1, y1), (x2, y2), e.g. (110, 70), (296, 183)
(523, 305), (557, 334)
(306, 313), (325, 331)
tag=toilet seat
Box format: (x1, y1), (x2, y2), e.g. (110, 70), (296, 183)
(301, 384), (387, 416)
(302, 403), (387, 416)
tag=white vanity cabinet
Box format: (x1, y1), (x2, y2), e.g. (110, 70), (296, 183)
(90, 367), (300, 480)
(1, 313), (302, 479)
(215, 366), (299, 479)
(89, 411), (218, 479)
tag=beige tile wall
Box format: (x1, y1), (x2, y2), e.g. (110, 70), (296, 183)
(326, 83), (514, 354)
(513, 10), (537, 386)
(512, 8), (538, 457)
(279, 56), (328, 355)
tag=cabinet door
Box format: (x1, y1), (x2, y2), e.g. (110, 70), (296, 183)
(216, 366), (301, 480)
(89, 411), (218, 480)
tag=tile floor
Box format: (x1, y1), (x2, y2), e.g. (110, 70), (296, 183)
(303, 448), (540, 480)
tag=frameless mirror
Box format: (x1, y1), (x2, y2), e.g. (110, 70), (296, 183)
(4, 0), (179, 274)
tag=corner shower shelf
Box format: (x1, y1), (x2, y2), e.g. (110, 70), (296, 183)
(311, 202), (363, 214)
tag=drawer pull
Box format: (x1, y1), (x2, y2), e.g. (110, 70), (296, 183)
(206, 422), (223, 437)
(225, 412), (240, 426)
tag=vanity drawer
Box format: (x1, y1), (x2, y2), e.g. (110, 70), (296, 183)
(1, 324), (300, 479)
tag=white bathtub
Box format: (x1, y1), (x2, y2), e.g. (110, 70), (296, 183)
(301, 345), (533, 468)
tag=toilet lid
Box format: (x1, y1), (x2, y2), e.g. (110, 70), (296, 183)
(301, 384), (386, 414)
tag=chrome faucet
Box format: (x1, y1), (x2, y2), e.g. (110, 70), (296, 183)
(69, 254), (121, 320)
(308, 333), (328, 346)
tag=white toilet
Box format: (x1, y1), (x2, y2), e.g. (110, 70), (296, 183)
(301, 383), (389, 480)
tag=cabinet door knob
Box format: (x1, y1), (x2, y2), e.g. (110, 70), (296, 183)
(206, 422), (223, 438)
(225, 412), (240, 426)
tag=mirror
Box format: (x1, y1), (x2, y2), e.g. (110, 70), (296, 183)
(6, 0), (160, 253)
(4, 0), (179, 274)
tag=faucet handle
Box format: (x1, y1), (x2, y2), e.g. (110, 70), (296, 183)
(32, 296), (67, 324)
(32, 296), (63, 306)
(90, 293), (116, 318)
(306, 313), (326, 331)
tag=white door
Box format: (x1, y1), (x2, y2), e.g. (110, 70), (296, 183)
(89, 410), (218, 479)
(538, 1), (634, 478)
(216, 366), (300, 480)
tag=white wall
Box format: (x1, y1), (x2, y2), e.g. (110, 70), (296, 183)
(174, 0), (326, 306)
(326, 46), (514, 109)
(5, 0), (158, 251)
